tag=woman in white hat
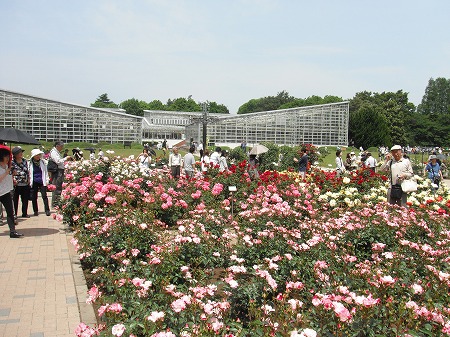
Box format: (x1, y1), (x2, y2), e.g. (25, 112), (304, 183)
(28, 149), (51, 216)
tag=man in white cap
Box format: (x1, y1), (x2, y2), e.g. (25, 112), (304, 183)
(380, 145), (414, 206)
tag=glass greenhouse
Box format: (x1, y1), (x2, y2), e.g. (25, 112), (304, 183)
(185, 102), (349, 147)
(0, 89), (142, 144)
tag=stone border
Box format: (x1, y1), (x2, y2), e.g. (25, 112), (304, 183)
(66, 233), (98, 326)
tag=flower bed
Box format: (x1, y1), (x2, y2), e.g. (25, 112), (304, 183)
(61, 157), (450, 337)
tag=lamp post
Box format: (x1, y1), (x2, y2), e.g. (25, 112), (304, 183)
(200, 101), (209, 148)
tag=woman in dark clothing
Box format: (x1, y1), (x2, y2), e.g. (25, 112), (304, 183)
(0, 147), (23, 238)
(28, 149), (51, 216)
(12, 146), (30, 218)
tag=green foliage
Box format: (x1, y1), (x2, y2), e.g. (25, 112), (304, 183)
(279, 95), (343, 109)
(417, 77), (450, 115)
(229, 146), (247, 162)
(120, 98), (145, 116)
(237, 90), (294, 114)
(167, 97), (201, 112)
(349, 90), (415, 148)
(90, 93), (119, 108)
(207, 101), (229, 114)
(147, 99), (166, 110)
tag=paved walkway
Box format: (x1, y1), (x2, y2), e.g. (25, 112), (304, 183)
(0, 198), (96, 337)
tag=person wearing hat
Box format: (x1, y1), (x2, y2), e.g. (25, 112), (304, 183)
(28, 149), (51, 216)
(380, 145), (414, 206)
(11, 146), (30, 218)
(424, 155), (443, 188)
(49, 141), (71, 208)
(0, 147), (23, 238)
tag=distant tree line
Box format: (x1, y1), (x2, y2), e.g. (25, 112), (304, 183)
(91, 94), (229, 116)
(91, 76), (450, 148)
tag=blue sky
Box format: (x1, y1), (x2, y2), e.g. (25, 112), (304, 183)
(1, 0), (449, 113)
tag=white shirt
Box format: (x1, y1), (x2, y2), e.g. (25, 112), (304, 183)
(210, 152), (220, 165)
(184, 153), (196, 172)
(169, 153), (182, 166)
(365, 156), (377, 168)
(201, 155), (210, 172)
(380, 157), (413, 185)
(50, 147), (66, 169)
(0, 165), (13, 196)
(335, 156), (345, 171)
(219, 156), (228, 172)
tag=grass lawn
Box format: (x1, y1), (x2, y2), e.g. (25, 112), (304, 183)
(7, 142), (430, 172)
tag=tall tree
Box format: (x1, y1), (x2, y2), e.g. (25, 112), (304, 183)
(417, 77), (450, 115)
(120, 98), (145, 116)
(349, 91), (415, 148)
(91, 93), (118, 108)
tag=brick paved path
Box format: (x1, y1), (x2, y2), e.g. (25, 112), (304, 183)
(0, 198), (96, 337)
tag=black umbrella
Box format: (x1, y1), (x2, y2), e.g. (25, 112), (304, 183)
(84, 147), (96, 153)
(0, 128), (40, 145)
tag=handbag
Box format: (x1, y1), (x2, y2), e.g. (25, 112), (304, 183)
(391, 184), (403, 199)
(47, 159), (58, 173)
(401, 179), (417, 193)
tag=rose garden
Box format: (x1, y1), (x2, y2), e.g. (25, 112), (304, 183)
(60, 150), (450, 337)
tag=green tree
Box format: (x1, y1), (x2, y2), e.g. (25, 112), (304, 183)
(237, 91), (294, 114)
(417, 77), (450, 115)
(349, 103), (390, 149)
(208, 102), (229, 114)
(90, 93), (118, 108)
(120, 98), (145, 116)
(279, 95), (343, 110)
(167, 97), (201, 112)
(349, 91), (415, 148)
(147, 100), (166, 111)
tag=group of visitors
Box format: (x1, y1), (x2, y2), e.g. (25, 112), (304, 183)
(166, 145), (231, 179)
(0, 141), (70, 238)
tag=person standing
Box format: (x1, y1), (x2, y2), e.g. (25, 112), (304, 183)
(424, 155), (443, 188)
(365, 152), (377, 173)
(183, 146), (196, 179)
(28, 149), (51, 216)
(210, 147), (222, 167)
(0, 147), (23, 238)
(197, 141), (204, 158)
(201, 149), (210, 174)
(335, 149), (345, 177)
(168, 146), (182, 179)
(49, 141), (69, 208)
(294, 149), (308, 178)
(380, 145), (414, 206)
(138, 148), (151, 169)
(219, 150), (229, 173)
(11, 146), (30, 218)
(248, 154), (260, 180)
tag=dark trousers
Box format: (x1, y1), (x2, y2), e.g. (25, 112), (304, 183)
(0, 192), (16, 232)
(52, 169), (64, 207)
(171, 165), (180, 178)
(14, 185), (30, 216)
(31, 183), (50, 214)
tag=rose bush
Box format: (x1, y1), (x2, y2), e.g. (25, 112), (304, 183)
(59, 157), (450, 336)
